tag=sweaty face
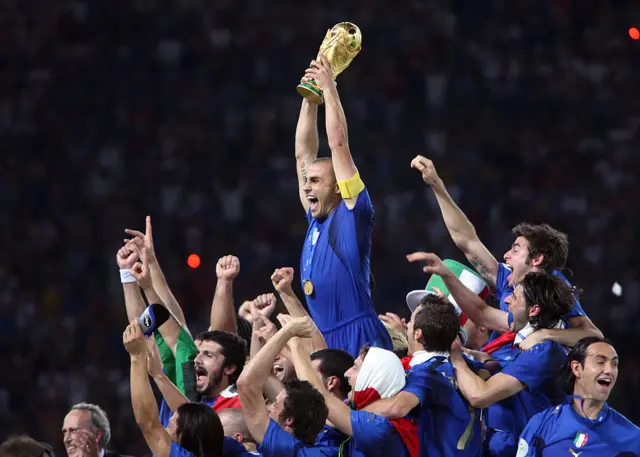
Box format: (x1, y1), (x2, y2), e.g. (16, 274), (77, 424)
(194, 340), (227, 396)
(406, 306), (422, 355)
(62, 410), (100, 457)
(574, 342), (619, 402)
(505, 285), (529, 332)
(503, 236), (536, 286)
(272, 348), (296, 382)
(303, 161), (340, 219)
(344, 355), (365, 403)
(267, 389), (288, 425)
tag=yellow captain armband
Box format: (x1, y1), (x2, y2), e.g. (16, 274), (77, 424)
(337, 171), (365, 199)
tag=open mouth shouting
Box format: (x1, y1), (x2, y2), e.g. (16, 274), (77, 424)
(194, 363), (209, 388)
(596, 376), (613, 391)
(307, 195), (319, 211)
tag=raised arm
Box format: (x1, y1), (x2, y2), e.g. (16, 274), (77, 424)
(237, 316), (316, 444)
(289, 337), (353, 436)
(295, 98), (319, 212)
(450, 350), (523, 408)
(272, 267), (327, 351)
(125, 216), (190, 332)
(305, 55), (361, 209)
(410, 156), (499, 287)
(146, 338), (189, 413)
(117, 244), (147, 321)
(406, 252), (509, 333)
(123, 320), (172, 457)
(131, 248), (185, 354)
(209, 255), (241, 333)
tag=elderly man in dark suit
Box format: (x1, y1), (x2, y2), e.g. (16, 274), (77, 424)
(62, 403), (134, 457)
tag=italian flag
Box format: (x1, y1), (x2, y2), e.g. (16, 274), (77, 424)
(573, 432), (588, 448)
(406, 259), (491, 325)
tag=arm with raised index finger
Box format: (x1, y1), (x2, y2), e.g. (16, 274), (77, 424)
(125, 216), (190, 333)
(407, 252), (509, 333)
(411, 155), (499, 287)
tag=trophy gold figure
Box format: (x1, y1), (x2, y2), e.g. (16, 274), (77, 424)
(297, 22), (362, 105)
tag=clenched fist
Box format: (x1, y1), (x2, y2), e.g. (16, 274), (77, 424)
(410, 155), (441, 186)
(271, 267), (295, 295)
(216, 255), (240, 280)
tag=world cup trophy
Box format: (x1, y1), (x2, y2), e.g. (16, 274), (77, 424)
(296, 22), (362, 105)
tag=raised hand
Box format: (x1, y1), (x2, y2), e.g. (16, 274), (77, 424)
(123, 319), (147, 358)
(216, 255), (240, 280)
(378, 312), (407, 336)
(67, 429), (100, 457)
(146, 338), (164, 378)
(125, 215), (156, 260)
(254, 313), (278, 342)
(406, 252), (449, 276)
(271, 267), (295, 295)
(116, 243), (138, 270)
(280, 315), (316, 339)
(131, 247), (152, 290)
(252, 293), (277, 319)
(304, 54), (334, 92)
(410, 155), (441, 186)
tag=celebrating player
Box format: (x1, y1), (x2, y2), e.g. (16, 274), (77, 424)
(292, 54), (391, 356)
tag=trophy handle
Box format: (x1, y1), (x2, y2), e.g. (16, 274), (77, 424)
(296, 79), (324, 105)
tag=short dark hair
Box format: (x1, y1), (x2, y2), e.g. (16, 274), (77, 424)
(280, 379), (328, 445)
(177, 402), (224, 457)
(414, 295), (460, 353)
(195, 331), (247, 385)
(0, 437), (54, 457)
(562, 337), (615, 394)
(512, 223), (569, 272)
(236, 316), (253, 350)
(520, 271), (576, 329)
(310, 349), (355, 399)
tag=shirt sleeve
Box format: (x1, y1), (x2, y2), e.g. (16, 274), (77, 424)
(516, 411), (549, 457)
(495, 264), (512, 309)
(402, 363), (434, 405)
(350, 410), (395, 455)
(349, 188), (374, 216)
(159, 398), (174, 429)
(257, 419), (300, 457)
(223, 436), (250, 456)
(552, 270), (586, 320)
(502, 341), (564, 391)
(169, 441), (195, 457)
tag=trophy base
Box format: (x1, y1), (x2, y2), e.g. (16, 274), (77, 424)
(296, 81), (324, 105)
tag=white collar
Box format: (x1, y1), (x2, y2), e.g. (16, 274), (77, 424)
(514, 320), (565, 345)
(409, 350), (450, 367)
(99, 449), (105, 457)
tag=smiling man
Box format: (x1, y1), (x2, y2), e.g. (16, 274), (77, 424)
(410, 155), (602, 349)
(516, 337), (640, 456)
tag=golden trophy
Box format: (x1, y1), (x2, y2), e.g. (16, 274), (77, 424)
(297, 22), (362, 105)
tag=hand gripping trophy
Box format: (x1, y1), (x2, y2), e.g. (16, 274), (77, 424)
(296, 22), (362, 105)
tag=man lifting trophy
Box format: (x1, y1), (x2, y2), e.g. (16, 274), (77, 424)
(296, 22), (362, 104)
(292, 22), (392, 357)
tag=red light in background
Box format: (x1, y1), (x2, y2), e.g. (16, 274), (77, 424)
(187, 254), (201, 269)
(629, 27), (639, 40)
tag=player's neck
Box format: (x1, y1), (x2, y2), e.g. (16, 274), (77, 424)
(572, 394), (605, 420)
(206, 379), (230, 399)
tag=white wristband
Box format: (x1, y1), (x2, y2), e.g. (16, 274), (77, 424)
(120, 269), (137, 284)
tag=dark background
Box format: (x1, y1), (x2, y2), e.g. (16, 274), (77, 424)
(2, 1), (640, 455)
